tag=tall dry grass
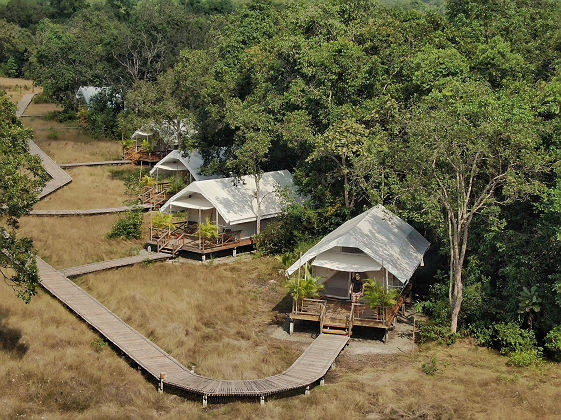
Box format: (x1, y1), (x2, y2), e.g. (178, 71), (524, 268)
(23, 114), (122, 163)
(33, 166), (138, 210)
(0, 76), (40, 103)
(75, 257), (302, 380)
(18, 214), (149, 269)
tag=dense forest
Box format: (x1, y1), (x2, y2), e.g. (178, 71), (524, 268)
(2, 0), (561, 365)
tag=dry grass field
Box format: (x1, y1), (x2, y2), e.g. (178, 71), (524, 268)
(3, 81), (561, 419)
(0, 76), (41, 103)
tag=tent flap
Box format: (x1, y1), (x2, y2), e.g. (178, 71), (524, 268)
(312, 250), (382, 272)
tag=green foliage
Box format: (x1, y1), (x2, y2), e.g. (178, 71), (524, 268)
(168, 177), (186, 194)
(518, 286), (542, 329)
(90, 337), (107, 352)
(46, 127), (59, 140)
(421, 356), (439, 375)
(195, 217), (218, 242)
(544, 326), (561, 361)
(418, 322), (460, 345)
(284, 264), (324, 300)
(141, 175), (156, 187)
(152, 212), (174, 230)
(362, 279), (400, 308)
(0, 93), (48, 303)
(492, 322), (540, 357)
(507, 348), (543, 368)
(106, 209), (143, 239)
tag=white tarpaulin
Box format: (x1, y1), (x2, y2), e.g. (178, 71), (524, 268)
(312, 250), (382, 272)
(149, 149), (222, 181)
(286, 205), (430, 283)
(168, 196), (213, 210)
(161, 170), (298, 225)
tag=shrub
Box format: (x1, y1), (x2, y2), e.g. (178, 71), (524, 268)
(152, 212), (174, 229)
(544, 325), (561, 361)
(507, 348), (542, 367)
(45, 110), (76, 122)
(168, 177), (186, 194)
(421, 356), (439, 375)
(467, 321), (493, 347)
(106, 210), (143, 239)
(492, 322), (538, 355)
(46, 128), (59, 139)
(141, 175), (156, 187)
(418, 322), (460, 345)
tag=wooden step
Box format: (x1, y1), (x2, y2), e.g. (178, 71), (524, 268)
(323, 322), (347, 328)
(322, 328), (349, 336)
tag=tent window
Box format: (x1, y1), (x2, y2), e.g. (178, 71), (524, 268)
(341, 247), (363, 254)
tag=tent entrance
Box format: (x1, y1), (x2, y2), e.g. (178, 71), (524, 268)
(321, 271), (351, 300)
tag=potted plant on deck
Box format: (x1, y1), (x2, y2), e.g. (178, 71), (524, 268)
(285, 264), (324, 312)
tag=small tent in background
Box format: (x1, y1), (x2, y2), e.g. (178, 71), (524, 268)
(160, 170), (297, 240)
(149, 150), (223, 183)
(286, 205), (430, 299)
(75, 86), (119, 107)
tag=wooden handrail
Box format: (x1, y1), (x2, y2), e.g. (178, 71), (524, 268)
(319, 302), (327, 331)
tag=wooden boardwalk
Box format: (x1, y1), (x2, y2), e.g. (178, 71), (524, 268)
(29, 204), (151, 216)
(16, 93), (35, 117)
(28, 140), (73, 198)
(38, 257), (348, 401)
(59, 160), (132, 168)
(60, 253), (171, 278)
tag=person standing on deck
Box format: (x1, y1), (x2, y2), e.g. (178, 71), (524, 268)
(350, 273), (364, 303)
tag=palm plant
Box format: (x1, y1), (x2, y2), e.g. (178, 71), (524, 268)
(363, 279), (400, 308)
(195, 217), (219, 243)
(285, 264), (324, 300)
(518, 286), (542, 330)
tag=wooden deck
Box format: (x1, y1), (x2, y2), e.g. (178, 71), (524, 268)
(38, 257), (348, 400)
(29, 204), (151, 216)
(28, 140), (73, 198)
(59, 160), (132, 168)
(60, 253), (171, 278)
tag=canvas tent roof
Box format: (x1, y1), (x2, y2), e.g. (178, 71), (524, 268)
(286, 205), (430, 283)
(160, 170), (297, 225)
(149, 150), (222, 181)
(312, 249), (382, 273)
(75, 86), (108, 105)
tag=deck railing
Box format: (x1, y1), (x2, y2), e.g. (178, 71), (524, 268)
(150, 225), (243, 252)
(353, 304), (391, 323)
(293, 298), (326, 316)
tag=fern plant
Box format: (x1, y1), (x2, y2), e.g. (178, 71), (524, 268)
(363, 279), (400, 308)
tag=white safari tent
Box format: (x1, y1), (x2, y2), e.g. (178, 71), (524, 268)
(286, 205), (430, 300)
(160, 170), (297, 239)
(75, 86), (116, 106)
(149, 150), (222, 183)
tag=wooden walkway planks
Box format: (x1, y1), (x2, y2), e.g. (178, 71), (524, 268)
(37, 257), (348, 400)
(28, 140), (73, 198)
(16, 93), (35, 117)
(29, 204), (151, 216)
(59, 160), (132, 168)
(60, 253), (171, 278)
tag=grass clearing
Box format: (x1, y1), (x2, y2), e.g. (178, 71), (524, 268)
(18, 214), (148, 269)
(33, 165), (138, 210)
(0, 77), (40, 103)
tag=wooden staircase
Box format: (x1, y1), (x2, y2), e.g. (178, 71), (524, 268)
(320, 302), (354, 336)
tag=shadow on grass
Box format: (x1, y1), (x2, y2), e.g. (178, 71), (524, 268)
(0, 306), (28, 358)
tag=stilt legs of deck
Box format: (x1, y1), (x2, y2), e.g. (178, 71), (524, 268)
(260, 395), (265, 405)
(202, 395), (208, 408)
(289, 320), (294, 335)
(320, 377), (325, 386)
(305, 385), (310, 396)
(158, 373), (165, 393)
